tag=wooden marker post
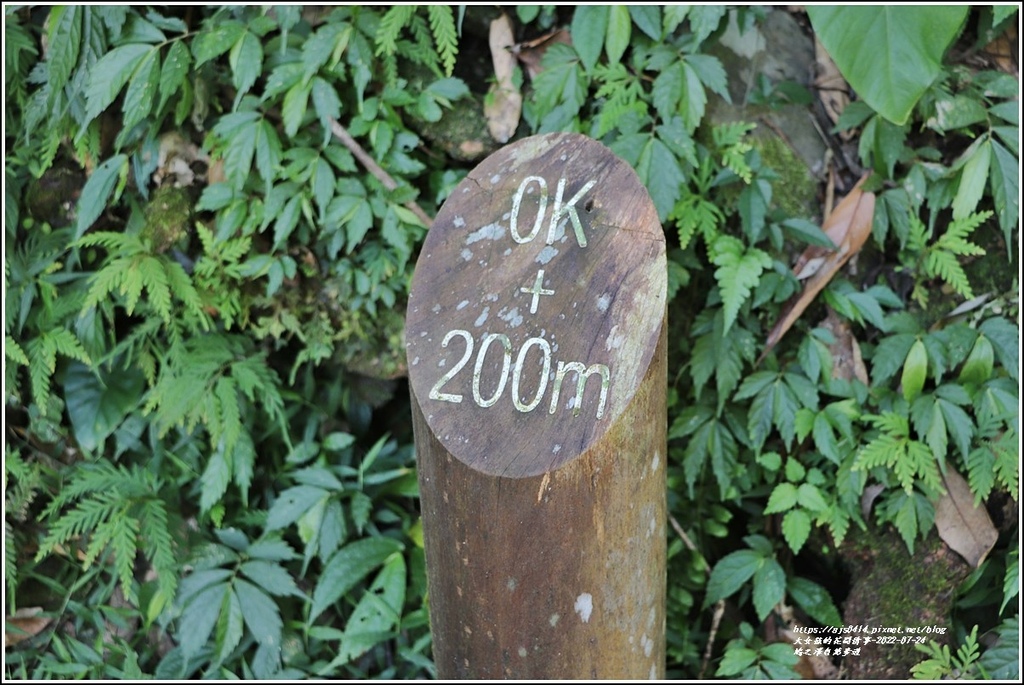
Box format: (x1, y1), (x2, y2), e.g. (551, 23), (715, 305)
(406, 132), (667, 679)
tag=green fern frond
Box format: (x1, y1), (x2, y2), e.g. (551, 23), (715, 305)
(374, 6), (416, 58)
(907, 213), (930, 252)
(75, 231), (145, 254)
(926, 250), (974, 299)
(937, 210), (991, 254)
(138, 255), (173, 323)
(6, 336), (29, 366)
(426, 5), (458, 77)
(709, 235), (771, 333)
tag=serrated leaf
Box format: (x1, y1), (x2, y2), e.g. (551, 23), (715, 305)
(310, 537), (403, 623)
(571, 5), (608, 73)
(629, 5), (661, 40)
(179, 581), (227, 657)
(652, 62), (684, 122)
(901, 338), (928, 402)
(234, 578), (282, 647)
(192, 20), (245, 66)
(336, 554), (406, 664)
(266, 485), (328, 532)
(84, 44), (153, 125)
(157, 40), (191, 112)
(122, 48), (159, 131)
(953, 138), (992, 220)
(636, 135), (684, 222)
(764, 483), (798, 514)
(807, 6), (968, 125)
(797, 483), (829, 513)
(705, 549), (762, 606)
(240, 560), (302, 598)
(214, 587), (244, 666)
(752, 558), (785, 621)
(687, 5), (726, 46)
(709, 235), (771, 334)
(282, 80), (311, 139)
(229, 31), (263, 106)
(716, 647), (758, 677)
(47, 6), (82, 93)
(989, 140), (1019, 252)
(605, 5), (631, 66)
(979, 317), (1018, 381)
(74, 154), (128, 240)
(788, 576), (842, 627)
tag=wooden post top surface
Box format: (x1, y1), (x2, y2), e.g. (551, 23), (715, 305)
(406, 132), (665, 478)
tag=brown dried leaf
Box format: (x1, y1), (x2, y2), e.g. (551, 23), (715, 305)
(761, 175), (875, 359)
(511, 29), (572, 80)
(484, 14), (522, 143)
(819, 307), (868, 384)
(935, 468), (998, 568)
(5, 607), (51, 648)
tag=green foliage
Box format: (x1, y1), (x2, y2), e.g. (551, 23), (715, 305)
(4, 5), (1017, 681)
(808, 6), (969, 125)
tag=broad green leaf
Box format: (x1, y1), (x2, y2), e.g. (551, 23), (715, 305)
(571, 5), (608, 72)
(679, 61), (707, 132)
(989, 140), (1019, 252)
(752, 558), (785, 621)
(953, 138), (991, 220)
(74, 154), (127, 239)
(788, 576), (842, 627)
(717, 647), (757, 676)
(84, 44), (153, 125)
(797, 483), (828, 512)
(636, 136), (684, 222)
(336, 554), (407, 664)
(309, 537), (404, 622)
(214, 587), (244, 666)
(192, 20), (245, 66)
(229, 31), (263, 105)
(158, 40), (191, 112)
(764, 483), (798, 514)
(782, 509), (811, 554)
(979, 617), (1019, 680)
(926, 93), (988, 132)
(240, 560), (303, 598)
(179, 581), (227, 657)
(901, 338), (928, 402)
(266, 485), (328, 531)
(47, 6), (82, 93)
(234, 578), (282, 646)
(312, 76), (342, 136)
(781, 218), (835, 249)
(1000, 552), (1018, 614)
(323, 432), (356, 452)
(122, 48), (159, 131)
(200, 448), (231, 514)
(958, 334), (994, 384)
(652, 62), (684, 122)
(808, 6), (968, 124)
(979, 317), (1018, 381)
(687, 5), (726, 46)
(64, 361), (144, 452)
(282, 80), (312, 138)
(705, 549), (762, 606)
(605, 5), (631, 65)
(663, 5), (689, 35)
(687, 54), (729, 101)
(629, 5), (661, 40)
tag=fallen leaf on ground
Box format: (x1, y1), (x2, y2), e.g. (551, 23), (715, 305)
(819, 307), (868, 384)
(761, 175), (875, 360)
(484, 14), (522, 143)
(935, 467), (998, 568)
(511, 29), (572, 80)
(5, 607), (51, 648)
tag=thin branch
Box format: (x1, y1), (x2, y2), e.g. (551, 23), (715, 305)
(699, 600), (727, 679)
(328, 116), (434, 228)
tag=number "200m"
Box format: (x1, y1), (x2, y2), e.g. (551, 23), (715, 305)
(428, 329), (610, 419)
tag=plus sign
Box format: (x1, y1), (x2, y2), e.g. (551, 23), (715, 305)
(520, 269), (555, 314)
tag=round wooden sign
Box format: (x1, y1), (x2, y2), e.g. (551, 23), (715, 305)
(406, 132), (665, 478)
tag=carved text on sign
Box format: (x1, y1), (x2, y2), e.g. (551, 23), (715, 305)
(428, 328), (611, 418)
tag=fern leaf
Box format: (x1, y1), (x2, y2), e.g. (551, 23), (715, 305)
(139, 255), (173, 323)
(6, 336), (29, 366)
(709, 235), (771, 333)
(139, 498), (178, 600)
(426, 5), (458, 77)
(164, 259), (209, 329)
(83, 255), (133, 312)
(855, 432), (903, 471)
(110, 513), (141, 601)
(374, 6), (416, 57)
(121, 256), (146, 315)
(215, 377), (242, 455)
(75, 230), (144, 254)
(993, 431), (1019, 500)
(937, 210), (991, 253)
(926, 249), (975, 299)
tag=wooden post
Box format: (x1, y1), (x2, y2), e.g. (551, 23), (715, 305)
(406, 132), (667, 679)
